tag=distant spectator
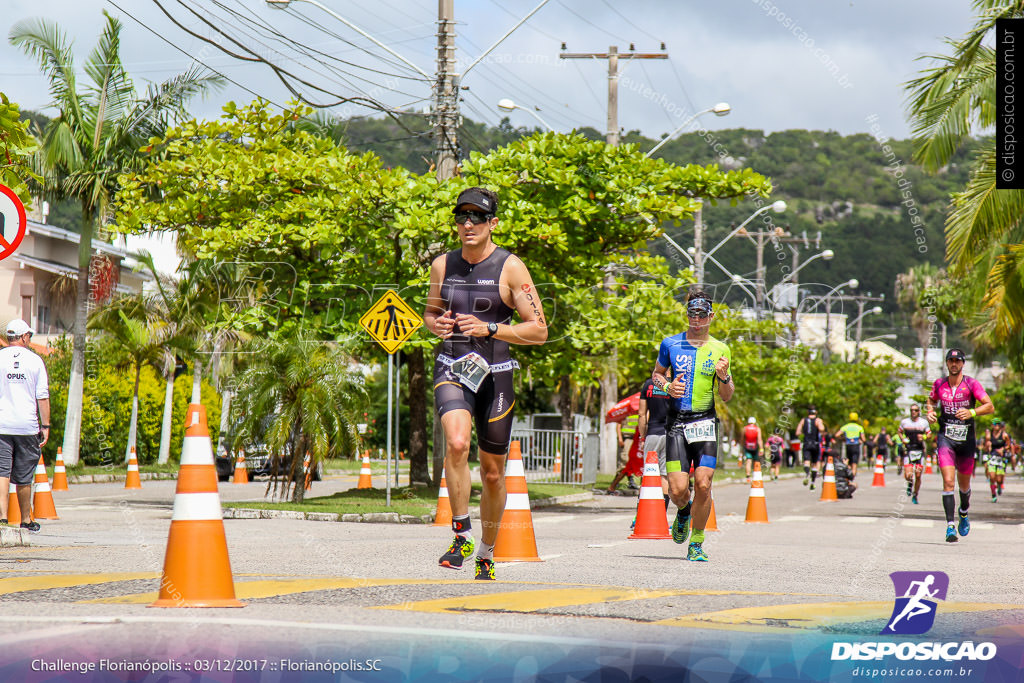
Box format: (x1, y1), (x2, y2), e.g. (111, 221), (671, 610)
(834, 458), (857, 499)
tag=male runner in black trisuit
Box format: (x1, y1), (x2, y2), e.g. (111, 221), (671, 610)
(424, 187), (547, 580)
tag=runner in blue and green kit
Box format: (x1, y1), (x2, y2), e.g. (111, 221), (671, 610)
(652, 290), (733, 562)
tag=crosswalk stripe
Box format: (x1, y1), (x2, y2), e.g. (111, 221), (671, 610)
(0, 573), (158, 594)
(776, 515), (813, 522)
(80, 577), (468, 604)
(840, 517), (878, 524)
(901, 519), (935, 528)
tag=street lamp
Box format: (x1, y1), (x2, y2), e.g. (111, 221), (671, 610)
(814, 279), (857, 363)
(497, 98), (554, 131)
(730, 274), (758, 308)
(851, 305), (883, 359)
(781, 249), (834, 284)
(645, 102), (731, 157)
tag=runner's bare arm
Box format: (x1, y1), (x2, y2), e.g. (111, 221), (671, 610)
(423, 255), (454, 338)
(715, 356), (733, 402)
(796, 420), (804, 438)
(637, 397), (649, 442)
(652, 363), (682, 398)
(455, 255), (547, 344)
(954, 392), (995, 420)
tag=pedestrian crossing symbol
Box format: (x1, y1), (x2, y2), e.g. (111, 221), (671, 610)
(359, 289), (422, 354)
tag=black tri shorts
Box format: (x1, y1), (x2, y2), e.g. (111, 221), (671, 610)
(434, 359), (516, 455)
(665, 412), (719, 474)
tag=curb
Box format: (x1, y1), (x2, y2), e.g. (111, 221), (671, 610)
(0, 525), (29, 547)
(222, 491), (596, 524)
(66, 473), (178, 484)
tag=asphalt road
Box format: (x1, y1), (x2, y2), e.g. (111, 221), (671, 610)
(1, 467), (1022, 681)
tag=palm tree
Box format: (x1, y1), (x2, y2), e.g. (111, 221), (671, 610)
(10, 12), (222, 465)
(905, 0), (1024, 354)
(88, 294), (168, 463)
(231, 340), (367, 503)
(895, 264), (944, 385)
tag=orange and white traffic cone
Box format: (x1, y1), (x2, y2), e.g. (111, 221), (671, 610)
(553, 451), (562, 478)
(871, 454), (886, 487)
(494, 441), (542, 562)
(629, 451), (672, 539)
(151, 403), (243, 608)
(925, 454), (933, 475)
(706, 492), (719, 532)
(303, 452), (312, 491)
(52, 447), (69, 491)
(233, 449), (249, 484)
(744, 460), (769, 523)
(357, 453), (373, 489)
(574, 455), (584, 483)
(124, 447), (142, 489)
(433, 467), (453, 527)
(820, 456), (838, 501)
(7, 482), (22, 525)
(31, 454), (58, 519)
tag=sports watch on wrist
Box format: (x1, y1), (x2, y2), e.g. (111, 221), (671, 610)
(487, 322), (498, 337)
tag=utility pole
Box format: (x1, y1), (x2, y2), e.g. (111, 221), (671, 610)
(434, 0), (458, 180)
(737, 226), (789, 320)
(561, 44), (667, 473)
(560, 44), (665, 472)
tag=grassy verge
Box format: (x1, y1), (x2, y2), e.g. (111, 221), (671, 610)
(222, 481), (589, 516)
(53, 463), (182, 477)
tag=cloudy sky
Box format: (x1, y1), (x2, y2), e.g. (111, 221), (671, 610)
(3, 0), (976, 144)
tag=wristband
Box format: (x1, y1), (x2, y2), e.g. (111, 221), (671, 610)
(970, 409), (977, 418)
(40, 424), (50, 429)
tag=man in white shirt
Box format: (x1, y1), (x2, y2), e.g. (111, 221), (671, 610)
(0, 319), (50, 533)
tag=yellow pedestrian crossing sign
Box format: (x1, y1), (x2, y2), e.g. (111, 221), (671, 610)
(359, 289), (422, 354)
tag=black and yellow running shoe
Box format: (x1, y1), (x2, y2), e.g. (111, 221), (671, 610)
(439, 535), (475, 569)
(474, 557), (495, 581)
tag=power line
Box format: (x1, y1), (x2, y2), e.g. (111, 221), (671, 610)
(598, 0), (661, 43)
(555, 0), (624, 42)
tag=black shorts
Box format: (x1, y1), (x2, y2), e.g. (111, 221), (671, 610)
(769, 450), (782, 465)
(802, 444), (821, 464)
(434, 360), (515, 455)
(0, 434), (42, 486)
(665, 413), (718, 473)
(845, 444), (861, 465)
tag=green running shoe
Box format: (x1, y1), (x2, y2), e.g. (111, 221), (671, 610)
(687, 542), (708, 562)
(945, 524), (958, 543)
(439, 535), (475, 569)
(474, 557), (495, 581)
(958, 513), (970, 537)
(992, 495), (998, 503)
(671, 515), (690, 545)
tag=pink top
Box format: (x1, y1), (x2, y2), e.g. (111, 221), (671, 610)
(929, 375), (988, 441)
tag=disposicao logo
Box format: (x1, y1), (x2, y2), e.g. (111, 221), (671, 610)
(882, 571), (948, 635)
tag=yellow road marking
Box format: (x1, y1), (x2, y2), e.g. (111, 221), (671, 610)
(656, 601), (1024, 632)
(376, 589), (792, 614)
(80, 577), (469, 604)
(0, 573), (158, 594)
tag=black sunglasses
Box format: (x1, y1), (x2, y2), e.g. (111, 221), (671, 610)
(454, 211), (492, 225)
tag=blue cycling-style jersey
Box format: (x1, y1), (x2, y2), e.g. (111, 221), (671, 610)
(656, 332), (731, 417)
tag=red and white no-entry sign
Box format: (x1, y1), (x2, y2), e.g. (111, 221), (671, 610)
(0, 184), (28, 262)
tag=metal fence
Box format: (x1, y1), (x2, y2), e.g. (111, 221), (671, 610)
(510, 429), (599, 486)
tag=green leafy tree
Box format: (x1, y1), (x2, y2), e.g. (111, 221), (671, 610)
(0, 93), (38, 202)
(896, 264), (944, 385)
(905, 0), (1024, 358)
(10, 12), (223, 465)
(231, 339), (367, 503)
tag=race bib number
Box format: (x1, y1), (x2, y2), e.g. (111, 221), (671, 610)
(907, 449), (924, 463)
(745, 441), (757, 450)
(450, 352), (490, 392)
(989, 455), (1004, 468)
(944, 423), (968, 442)
(683, 419), (716, 443)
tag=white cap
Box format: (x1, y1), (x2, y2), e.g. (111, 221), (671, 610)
(6, 319), (33, 337)
(747, 417), (756, 424)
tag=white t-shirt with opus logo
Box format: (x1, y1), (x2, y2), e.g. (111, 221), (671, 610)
(0, 345), (49, 435)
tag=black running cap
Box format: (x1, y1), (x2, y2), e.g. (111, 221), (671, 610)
(453, 188), (496, 214)
(808, 406), (817, 414)
(946, 348), (967, 362)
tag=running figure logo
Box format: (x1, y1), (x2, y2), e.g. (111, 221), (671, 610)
(881, 571), (949, 635)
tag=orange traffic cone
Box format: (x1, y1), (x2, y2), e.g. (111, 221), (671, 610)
(706, 492), (719, 532)
(820, 456), (838, 501)
(31, 454), (58, 519)
(925, 454), (933, 475)
(7, 482), (22, 525)
(493, 440), (542, 562)
(574, 454), (584, 483)
(303, 452), (312, 491)
(357, 453), (373, 489)
(871, 454), (886, 487)
(553, 451), (562, 478)
(233, 449), (249, 484)
(124, 447), (142, 489)
(52, 447), (69, 491)
(151, 403), (242, 608)
(433, 467), (453, 527)
(744, 460), (769, 523)
(629, 451), (672, 539)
